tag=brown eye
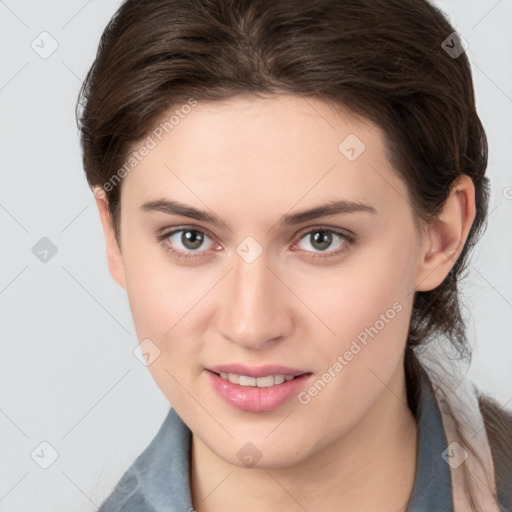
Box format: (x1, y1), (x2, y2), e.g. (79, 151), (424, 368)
(180, 230), (205, 250)
(309, 230), (334, 251)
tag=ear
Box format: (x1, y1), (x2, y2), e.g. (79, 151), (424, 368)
(415, 174), (476, 292)
(93, 187), (127, 290)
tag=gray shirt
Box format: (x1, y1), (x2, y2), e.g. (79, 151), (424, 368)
(98, 370), (453, 511)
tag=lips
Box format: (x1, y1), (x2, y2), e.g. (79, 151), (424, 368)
(205, 364), (313, 412)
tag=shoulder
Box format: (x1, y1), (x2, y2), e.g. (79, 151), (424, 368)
(478, 392), (512, 510)
(96, 407), (192, 512)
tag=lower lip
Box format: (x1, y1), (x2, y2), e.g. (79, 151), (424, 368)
(206, 370), (312, 412)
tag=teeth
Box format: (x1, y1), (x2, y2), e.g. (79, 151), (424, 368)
(219, 372), (297, 387)
(239, 375), (257, 386)
(227, 372), (240, 384)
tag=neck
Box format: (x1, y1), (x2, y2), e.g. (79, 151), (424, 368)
(190, 363), (418, 511)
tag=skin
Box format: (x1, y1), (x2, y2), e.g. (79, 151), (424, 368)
(95, 94), (476, 511)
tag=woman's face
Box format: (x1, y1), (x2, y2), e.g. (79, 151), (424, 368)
(101, 94), (433, 467)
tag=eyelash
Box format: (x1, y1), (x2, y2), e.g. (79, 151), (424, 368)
(155, 226), (356, 261)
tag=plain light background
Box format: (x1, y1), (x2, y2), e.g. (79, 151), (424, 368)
(0, 1), (511, 510)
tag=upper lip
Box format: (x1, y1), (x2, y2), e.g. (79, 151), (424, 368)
(207, 364), (311, 378)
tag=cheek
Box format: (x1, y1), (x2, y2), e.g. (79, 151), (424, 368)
(292, 263), (414, 437)
(122, 227), (202, 336)
(123, 255), (206, 405)
(300, 241), (416, 404)
(293, 241), (415, 344)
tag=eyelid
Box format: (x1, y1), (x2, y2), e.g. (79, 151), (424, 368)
(294, 224), (356, 241)
(156, 223), (216, 239)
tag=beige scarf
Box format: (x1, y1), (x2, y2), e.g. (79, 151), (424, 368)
(417, 347), (501, 511)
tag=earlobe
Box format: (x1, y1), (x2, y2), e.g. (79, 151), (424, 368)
(93, 187), (127, 290)
(415, 175), (476, 292)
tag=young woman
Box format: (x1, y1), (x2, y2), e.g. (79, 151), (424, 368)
(77, 0), (512, 510)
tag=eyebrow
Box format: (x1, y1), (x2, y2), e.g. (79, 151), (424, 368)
(139, 198), (376, 227)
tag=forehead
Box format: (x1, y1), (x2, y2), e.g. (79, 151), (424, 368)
(120, 94), (409, 220)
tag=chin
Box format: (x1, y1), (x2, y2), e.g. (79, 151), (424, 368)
(205, 433), (313, 470)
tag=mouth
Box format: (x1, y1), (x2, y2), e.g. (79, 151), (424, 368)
(205, 369), (313, 412)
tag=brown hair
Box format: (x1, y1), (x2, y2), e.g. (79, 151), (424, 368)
(76, 0), (511, 508)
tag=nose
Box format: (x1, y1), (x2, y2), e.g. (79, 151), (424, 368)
(216, 251), (294, 350)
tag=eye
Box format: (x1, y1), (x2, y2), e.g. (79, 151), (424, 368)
(292, 228), (355, 259)
(156, 227), (217, 260)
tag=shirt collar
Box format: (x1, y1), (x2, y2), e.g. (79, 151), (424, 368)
(406, 366), (454, 511)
